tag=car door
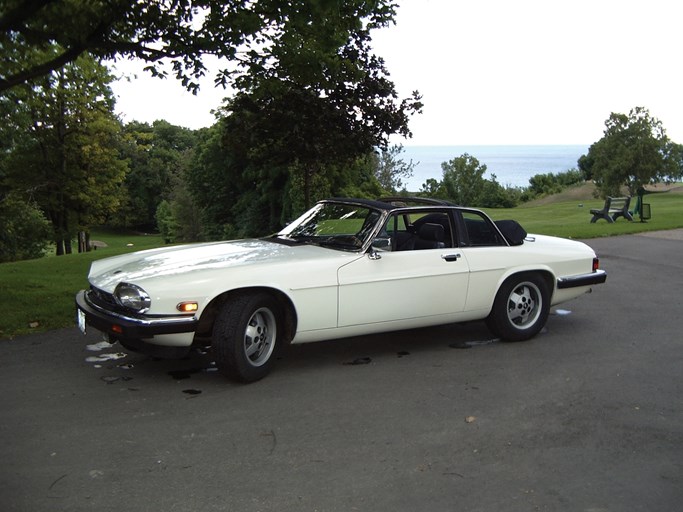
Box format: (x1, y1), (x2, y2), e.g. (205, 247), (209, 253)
(455, 209), (511, 311)
(336, 210), (470, 327)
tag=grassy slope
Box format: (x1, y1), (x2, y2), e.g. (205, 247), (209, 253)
(487, 183), (683, 238)
(0, 231), (163, 338)
(1, 185), (682, 339)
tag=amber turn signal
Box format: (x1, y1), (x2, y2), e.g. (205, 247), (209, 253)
(177, 301), (199, 313)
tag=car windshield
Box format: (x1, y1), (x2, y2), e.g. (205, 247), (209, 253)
(277, 202), (383, 251)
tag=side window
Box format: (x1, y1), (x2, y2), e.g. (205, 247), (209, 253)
(376, 214), (411, 251)
(461, 211), (505, 247)
(376, 211), (453, 251)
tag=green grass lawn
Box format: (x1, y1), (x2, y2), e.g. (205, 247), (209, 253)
(0, 230), (163, 338)
(1, 188), (682, 339)
(485, 189), (683, 239)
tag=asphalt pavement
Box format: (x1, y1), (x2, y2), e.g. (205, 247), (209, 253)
(1, 230), (682, 512)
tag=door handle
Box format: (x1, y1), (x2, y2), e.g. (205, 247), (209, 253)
(441, 253), (461, 262)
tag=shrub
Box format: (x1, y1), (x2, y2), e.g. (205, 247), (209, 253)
(0, 196), (52, 262)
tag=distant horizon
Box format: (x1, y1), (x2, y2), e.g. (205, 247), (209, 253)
(401, 144), (587, 190)
(400, 143), (591, 147)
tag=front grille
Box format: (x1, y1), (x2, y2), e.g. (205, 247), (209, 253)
(86, 286), (142, 318)
(89, 286), (117, 308)
(87, 285), (144, 318)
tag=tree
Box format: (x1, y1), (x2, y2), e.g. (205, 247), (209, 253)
(1, 0), (403, 94)
(420, 154), (518, 208)
(441, 154), (487, 206)
(186, 124), (246, 240)
(0, 194), (52, 262)
(115, 120), (198, 229)
(419, 178), (443, 197)
(0, 53), (127, 254)
(373, 144), (416, 193)
(155, 200), (176, 244)
(217, 80), (419, 212)
(580, 107), (683, 197)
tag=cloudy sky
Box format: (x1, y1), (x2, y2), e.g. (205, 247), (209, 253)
(110, 0), (683, 146)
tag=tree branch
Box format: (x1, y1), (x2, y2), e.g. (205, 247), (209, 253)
(0, 44), (85, 91)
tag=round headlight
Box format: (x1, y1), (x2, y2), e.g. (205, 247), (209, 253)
(114, 283), (151, 313)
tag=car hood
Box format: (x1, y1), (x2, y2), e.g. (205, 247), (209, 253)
(88, 239), (344, 292)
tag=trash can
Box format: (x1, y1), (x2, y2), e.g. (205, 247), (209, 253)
(640, 203), (651, 221)
(635, 187), (651, 222)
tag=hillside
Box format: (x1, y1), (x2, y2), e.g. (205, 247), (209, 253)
(522, 181), (683, 207)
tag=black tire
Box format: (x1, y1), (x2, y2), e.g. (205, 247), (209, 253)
(213, 292), (282, 383)
(486, 273), (550, 342)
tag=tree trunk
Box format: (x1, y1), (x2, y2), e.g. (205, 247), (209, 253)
(304, 167), (311, 210)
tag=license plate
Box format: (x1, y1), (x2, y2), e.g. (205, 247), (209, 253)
(77, 308), (87, 335)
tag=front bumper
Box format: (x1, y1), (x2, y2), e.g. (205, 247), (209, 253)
(75, 289), (198, 340)
(556, 269), (607, 289)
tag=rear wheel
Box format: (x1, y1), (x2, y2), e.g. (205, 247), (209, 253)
(486, 273), (550, 342)
(213, 292), (281, 383)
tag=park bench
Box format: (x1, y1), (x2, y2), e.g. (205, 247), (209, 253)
(589, 196), (634, 223)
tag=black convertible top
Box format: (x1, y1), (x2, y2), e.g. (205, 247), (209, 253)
(326, 197), (398, 211)
(326, 196), (458, 211)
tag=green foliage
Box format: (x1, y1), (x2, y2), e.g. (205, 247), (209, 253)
(421, 154), (519, 208)
(189, 123), (385, 239)
(527, 169), (584, 198)
(4, 1), (420, 245)
(0, 195), (52, 262)
(1, 53), (127, 254)
(189, 38), (420, 238)
(215, 76), (419, 209)
(114, 120), (199, 229)
(155, 200), (176, 244)
(580, 107), (683, 197)
(440, 154), (487, 206)
(203, 0), (420, 210)
(186, 125), (240, 240)
(1, 0), (402, 95)
(373, 144), (416, 193)
(168, 177), (204, 242)
(420, 178), (442, 197)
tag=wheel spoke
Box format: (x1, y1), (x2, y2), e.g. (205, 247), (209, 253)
(244, 312), (272, 360)
(245, 323), (259, 341)
(508, 286), (536, 325)
(245, 339), (260, 357)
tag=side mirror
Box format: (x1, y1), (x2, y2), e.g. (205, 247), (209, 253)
(371, 237), (390, 250)
(368, 237), (390, 260)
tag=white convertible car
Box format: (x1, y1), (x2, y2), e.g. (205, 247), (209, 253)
(76, 197), (606, 382)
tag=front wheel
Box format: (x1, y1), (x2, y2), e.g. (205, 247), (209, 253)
(486, 273), (550, 342)
(213, 292), (282, 383)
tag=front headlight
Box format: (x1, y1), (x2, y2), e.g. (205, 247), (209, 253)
(114, 283), (151, 313)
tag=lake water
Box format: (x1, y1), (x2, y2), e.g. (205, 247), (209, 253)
(400, 145), (588, 191)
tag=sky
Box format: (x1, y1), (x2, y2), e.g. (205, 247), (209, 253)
(110, 0), (683, 146)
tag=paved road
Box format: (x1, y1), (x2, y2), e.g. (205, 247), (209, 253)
(2, 231), (682, 512)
